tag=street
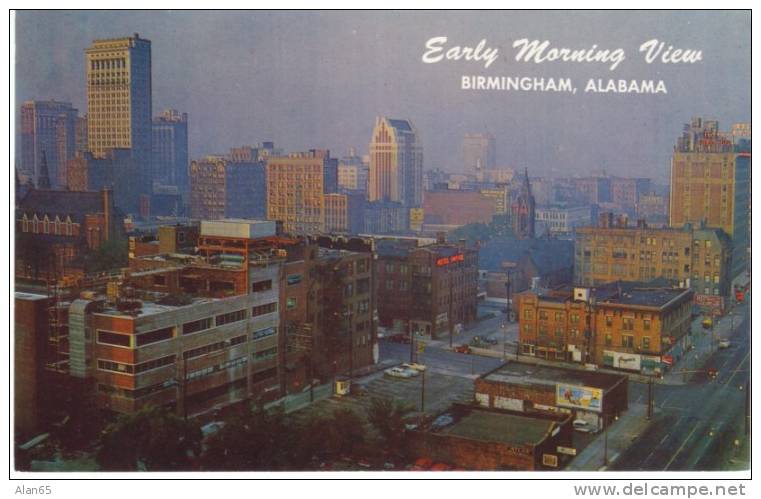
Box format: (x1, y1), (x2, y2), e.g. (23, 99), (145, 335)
(612, 303), (750, 471)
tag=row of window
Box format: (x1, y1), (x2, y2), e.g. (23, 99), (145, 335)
(186, 356), (248, 381)
(20, 215), (74, 236)
(97, 355), (176, 375)
(183, 335), (247, 360)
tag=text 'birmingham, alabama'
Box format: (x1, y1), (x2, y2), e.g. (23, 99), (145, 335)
(461, 76), (668, 94)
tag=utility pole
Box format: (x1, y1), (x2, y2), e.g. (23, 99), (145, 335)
(409, 318), (415, 363)
(603, 413), (609, 467)
(183, 355), (188, 422)
(646, 375), (654, 420)
(449, 266), (454, 349)
(420, 370), (426, 414)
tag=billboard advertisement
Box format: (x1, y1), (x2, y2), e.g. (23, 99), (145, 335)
(556, 383), (603, 413)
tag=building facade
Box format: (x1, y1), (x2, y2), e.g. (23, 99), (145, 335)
(535, 204), (591, 235)
(368, 117), (423, 211)
(190, 156), (267, 221)
(518, 285), (694, 373)
(575, 218), (733, 314)
(462, 133), (496, 175)
(152, 109), (189, 188)
(85, 34), (152, 179)
(20, 100), (79, 188)
(669, 117), (751, 280)
(511, 170), (536, 239)
(266, 150), (338, 234)
(376, 237), (478, 340)
(324, 193), (365, 234)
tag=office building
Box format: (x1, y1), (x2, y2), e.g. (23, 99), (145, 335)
(368, 117), (423, 210)
(463, 133), (496, 175)
(20, 100), (79, 188)
(190, 156), (267, 221)
(85, 34), (152, 180)
(152, 109), (189, 188)
(266, 150), (338, 234)
(670, 117), (751, 280)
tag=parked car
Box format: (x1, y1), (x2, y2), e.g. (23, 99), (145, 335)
(388, 333), (411, 344)
(454, 344), (472, 354)
(431, 414), (455, 429)
(572, 419), (589, 428)
(402, 362), (427, 372)
(718, 339), (731, 349)
(707, 367), (719, 379)
(385, 367), (416, 378)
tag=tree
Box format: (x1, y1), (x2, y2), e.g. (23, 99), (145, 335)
(81, 238), (128, 273)
(96, 406), (201, 471)
(447, 214), (515, 246)
(328, 408), (367, 458)
(201, 404), (294, 471)
(366, 397), (414, 460)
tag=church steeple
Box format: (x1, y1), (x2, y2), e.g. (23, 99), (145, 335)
(37, 150), (51, 189)
(511, 167), (536, 239)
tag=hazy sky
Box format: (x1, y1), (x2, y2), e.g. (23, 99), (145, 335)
(14, 10), (750, 182)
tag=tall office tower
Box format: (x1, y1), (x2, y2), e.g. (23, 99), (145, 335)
(20, 100), (79, 188)
(266, 150), (338, 234)
(462, 133), (496, 176)
(368, 117), (423, 208)
(152, 109), (189, 188)
(670, 117), (751, 279)
(85, 34), (152, 182)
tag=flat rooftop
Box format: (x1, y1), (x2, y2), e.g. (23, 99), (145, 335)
(598, 288), (689, 308)
(482, 361), (626, 391)
(439, 409), (554, 446)
(94, 295), (220, 319)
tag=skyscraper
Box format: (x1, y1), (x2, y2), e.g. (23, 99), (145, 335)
(368, 117), (423, 208)
(669, 117), (751, 279)
(20, 100), (79, 188)
(85, 33), (152, 170)
(152, 109), (189, 188)
(463, 133), (496, 176)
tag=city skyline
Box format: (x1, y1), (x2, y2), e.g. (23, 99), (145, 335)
(14, 10), (750, 182)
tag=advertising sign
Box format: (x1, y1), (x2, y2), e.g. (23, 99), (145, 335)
(556, 383), (603, 413)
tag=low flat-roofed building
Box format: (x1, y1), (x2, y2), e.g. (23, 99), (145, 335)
(475, 361), (628, 429)
(409, 403), (573, 470)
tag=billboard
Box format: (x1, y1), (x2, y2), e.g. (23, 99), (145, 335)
(556, 383), (603, 413)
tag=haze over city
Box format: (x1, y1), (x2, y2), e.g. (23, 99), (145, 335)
(15, 10), (749, 181)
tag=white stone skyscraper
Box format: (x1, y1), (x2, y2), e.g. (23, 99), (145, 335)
(368, 117), (423, 207)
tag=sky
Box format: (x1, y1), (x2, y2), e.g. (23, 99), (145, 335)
(14, 10), (750, 182)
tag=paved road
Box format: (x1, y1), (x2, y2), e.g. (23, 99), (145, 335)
(612, 304), (750, 471)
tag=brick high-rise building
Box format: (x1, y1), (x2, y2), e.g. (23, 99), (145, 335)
(368, 117), (423, 211)
(462, 133), (496, 176)
(266, 150), (338, 234)
(152, 109), (189, 188)
(669, 117), (751, 280)
(376, 237), (478, 340)
(85, 34), (152, 184)
(20, 100), (79, 188)
(575, 217), (732, 315)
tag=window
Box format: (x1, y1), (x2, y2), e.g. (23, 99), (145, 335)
(98, 360), (134, 374)
(385, 279), (394, 291)
(286, 297), (297, 310)
(252, 347), (278, 361)
(539, 310), (548, 321)
(252, 302), (277, 317)
(135, 355), (176, 374)
(252, 280), (272, 292)
(182, 317), (212, 335)
(605, 333), (612, 347)
(605, 316), (613, 327)
(136, 327), (174, 347)
(252, 327), (277, 341)
(399, 280), (408, 291)
(570, 313), (579, 324)
(286, 274), (303, 286)
(642, 337), (651, 350)
(384, 262), (394, 273)
(97, 330), (131, 347)
(622, 318), (634, 331)
(622, 335), (634, 348)
(216, 309), (247, 326)
(400, 264), (409, 275)
(523, 309), (534, 320)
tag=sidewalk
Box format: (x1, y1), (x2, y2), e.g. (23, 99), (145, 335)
(566, 402), (652, 471)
